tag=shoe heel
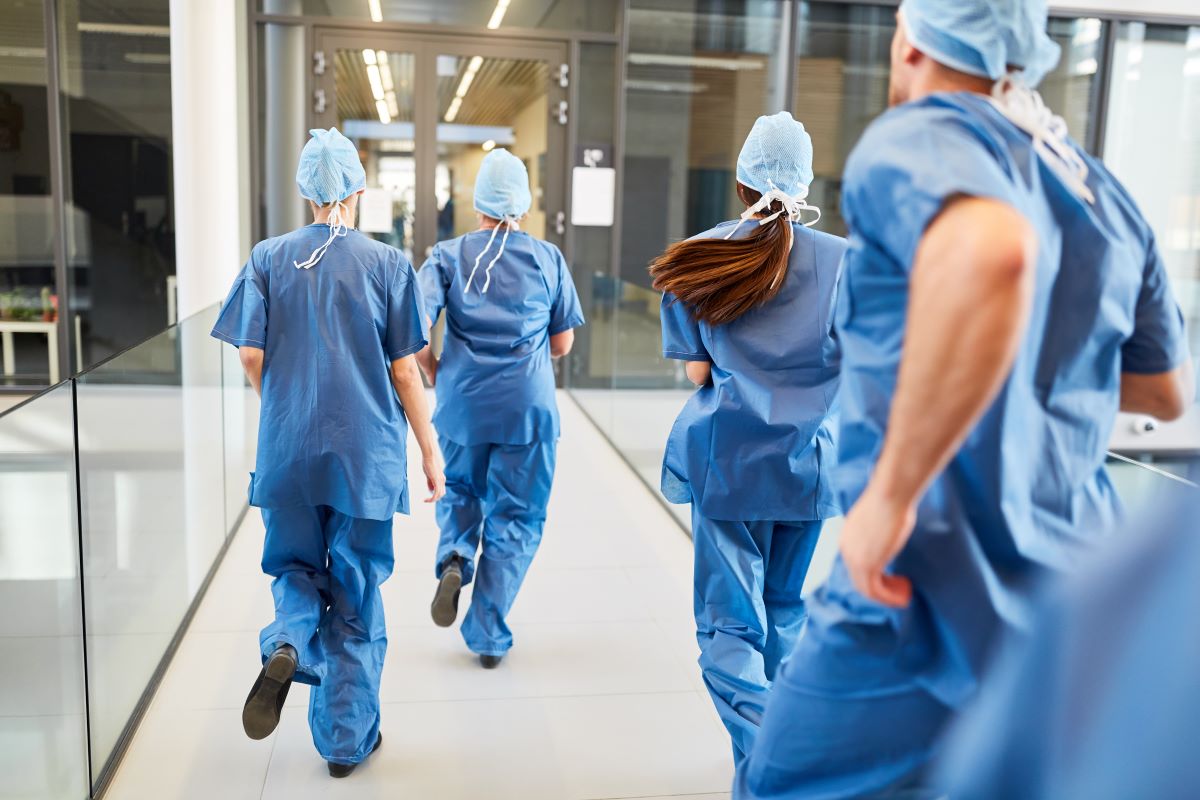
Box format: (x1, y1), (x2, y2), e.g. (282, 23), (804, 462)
(431, 569), (463, 628)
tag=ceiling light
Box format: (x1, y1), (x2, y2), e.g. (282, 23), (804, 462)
(124, 52), (171, 64)
(455, 55), (484, 98)
(482, 139), (496, 151)
(377, 51), (394, 92)
(367, 64), (385, 100)
(375, 99), (392, 124)
(487, 0), (511, 30)
(362, 48), (377, 65)
(1074, 57), (1098, 76)
(387, 92), (400, 117)
(367, 0), (383, 22)
(445, 96), (463, 122)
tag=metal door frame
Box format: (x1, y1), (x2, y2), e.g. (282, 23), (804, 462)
(311, 28), (570, 262)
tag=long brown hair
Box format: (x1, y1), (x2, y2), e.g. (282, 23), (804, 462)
(649, 183), (792, 326)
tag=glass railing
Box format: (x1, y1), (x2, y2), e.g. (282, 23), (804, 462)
(568, 277), (1200, 539)
(0, 303), (258, 798)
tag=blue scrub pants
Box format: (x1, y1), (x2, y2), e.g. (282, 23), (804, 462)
(434, 437), (556, 656)
(733, 568), (953, 799)
(259, 505), (394, 765)
(692, 509), (823, 764)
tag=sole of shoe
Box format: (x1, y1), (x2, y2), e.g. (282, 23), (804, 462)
(431, 569), (463, 628)
(242, 649), (295, 740)
(479, 654), (503, 669)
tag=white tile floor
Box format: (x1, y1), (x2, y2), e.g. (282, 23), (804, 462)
(104, 396), (734, 800)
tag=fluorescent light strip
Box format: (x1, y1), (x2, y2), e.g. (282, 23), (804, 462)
(367, 64), (385, 100)
(387, 93), (400, 117)
(77, 22), (169, 37)
(487, 0), (511, 30)
(375, 98), (392, 124)
(125, 52), (171, 65)
(362, 48), (377, 65)
(445, 96), (463, 122)
(455, 55), (484, 98)
(377, 51), (394, 92)
(0, 46), (47, 58)
(367, 0), (383, 22)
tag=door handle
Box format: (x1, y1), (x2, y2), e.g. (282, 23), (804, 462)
(555, 211), (566, 235)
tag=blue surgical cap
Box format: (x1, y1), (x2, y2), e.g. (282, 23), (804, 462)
(900, 0), (1062, 87)
(295, 128), (366, 206)
(474, 149), (532, 220)
(736, 111), (814, 199)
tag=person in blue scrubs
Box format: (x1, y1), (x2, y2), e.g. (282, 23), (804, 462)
(937, 483), (1200, 799)
(735, 1), (1194, 797)
(212, 128), (446, 778)
(416, 149), (585, 669)
(650, 111), (846, 765)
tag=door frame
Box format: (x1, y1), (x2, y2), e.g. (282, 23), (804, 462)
(311, 28), (570, 261)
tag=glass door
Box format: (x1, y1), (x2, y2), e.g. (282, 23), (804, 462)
(313, 31), (568, 266)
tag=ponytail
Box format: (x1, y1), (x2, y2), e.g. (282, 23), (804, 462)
(649, 184), (793, 326)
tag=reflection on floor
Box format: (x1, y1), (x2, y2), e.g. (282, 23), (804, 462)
(104, 397), (735, 800)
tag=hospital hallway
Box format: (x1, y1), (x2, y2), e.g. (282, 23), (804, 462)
(100, 396), (737, 800)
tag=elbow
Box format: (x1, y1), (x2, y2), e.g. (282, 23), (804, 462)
(239, 347), (264, 371)
(390, 358), (423, 390)
(550, 331), (575, 358)
(1156, 374), (1194, 422)
(550, 343), (572, 358)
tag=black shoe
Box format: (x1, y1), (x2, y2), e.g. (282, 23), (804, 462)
(431, 556), (464, 628)
(479, 654), (503, 669)
(328, 733), (382, 778)
(242, 644), (297, 740)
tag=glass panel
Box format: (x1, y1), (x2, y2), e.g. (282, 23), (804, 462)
(0, 385), (90, 797)
(76, 305), (226, 777)
(1042, 17), (1106, 150)
(1104, 21), (1200, 452)
(0, 0), (60, 387)
(795, 2), (896, 238)
(259, 0), (619, 34)
(614, 0), (792, 519)
(568, 42), (617, 433)
(331, 47), (418, 261)
(434, 53), (551, 246)
(57, 0), (176, 374)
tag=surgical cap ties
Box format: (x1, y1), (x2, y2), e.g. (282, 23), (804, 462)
(724, 181), (822, 242)
(294, 200), (350, 269)
(988, 76), (1095, 204)
(464, 216), (520, 295)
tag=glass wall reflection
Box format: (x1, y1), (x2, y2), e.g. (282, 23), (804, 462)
(76, 306), (226, 777)
(58, 0), (176, 372)
(257, 0), (619, 33)
(0, 385), (90, 798)
(0, 2), (60, 387)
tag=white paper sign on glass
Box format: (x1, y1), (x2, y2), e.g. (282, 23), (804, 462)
(359, 188), (395, 233)
(571, 166), (616, 227)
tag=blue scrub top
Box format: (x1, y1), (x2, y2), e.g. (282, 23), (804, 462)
(938, 488), (1200, 799)
(211, 224), (428, 521)
(418, 229), (585, 446)
(660, 220), (847, 522)
(821, 92), (1189, 705)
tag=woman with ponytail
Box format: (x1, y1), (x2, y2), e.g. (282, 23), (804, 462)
(651, 112), (846, 764)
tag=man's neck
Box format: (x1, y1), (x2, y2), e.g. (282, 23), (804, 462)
(909, 69), (996, 103)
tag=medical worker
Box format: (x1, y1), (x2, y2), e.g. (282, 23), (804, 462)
(650, 112), (845, 764)
(416, 149), (584, 669)
(212, 128), (445, 778)
(735, 1), (1194, 797)
(938, 484), (1200, 799)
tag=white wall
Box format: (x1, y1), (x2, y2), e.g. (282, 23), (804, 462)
(1051, 0), (1200, 19)
(170, 0), (252, 319)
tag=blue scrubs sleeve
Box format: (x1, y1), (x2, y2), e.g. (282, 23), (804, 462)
(417, 244), (449, 326)
(549, 249), (585, 335)
(1121, 234), (1189, 375)
(386, 262), (430, 361)
(211, 253), (268, 348)
(844, 105), (1019, 269)
(660, 293), (709, 362)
